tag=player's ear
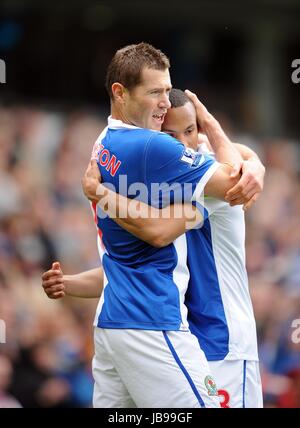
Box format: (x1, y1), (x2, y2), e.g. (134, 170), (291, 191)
(111, 83), (127, 104)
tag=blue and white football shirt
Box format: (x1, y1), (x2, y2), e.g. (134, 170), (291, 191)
(185, 144), (259, 361)
(92, 117), (219, 331)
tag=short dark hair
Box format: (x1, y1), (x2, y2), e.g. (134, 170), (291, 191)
(169, 88), (190, 108)
(105, 42), (170, 99)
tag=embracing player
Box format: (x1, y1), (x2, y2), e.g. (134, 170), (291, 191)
(43, 86), (264, 407)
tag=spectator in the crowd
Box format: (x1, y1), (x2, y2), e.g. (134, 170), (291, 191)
(0, 354), (22, 408)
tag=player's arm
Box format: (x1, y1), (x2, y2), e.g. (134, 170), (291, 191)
(203, 163), (240, 199)
(196, 137), (265, 206)
(82, 150), (238, 248)
(201, 148), (264, 205)
(42, 262), (102, 299)
(193, 96), (265, 209)
(83, 164), (202, 247)
(225, 143), (265, 210)
(185, 90), (242, 167)
(82, 121), (242, 248)
(199, 134), (261, 162)
(234, 143), (260, 161)
(184, 90), (250, 198)
(82, 109), (250, 249)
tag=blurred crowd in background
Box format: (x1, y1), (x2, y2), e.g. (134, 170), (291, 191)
(1, 0), (300, 409)
(0, 104), (299, 407)
(0, 106), (102, 407)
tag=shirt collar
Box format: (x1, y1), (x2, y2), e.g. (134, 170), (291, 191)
(107, 115), (142, 130)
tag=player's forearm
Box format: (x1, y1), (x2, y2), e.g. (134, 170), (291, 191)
(204, 163), (240, 200)
(64, 268), (102, 298)
(234, 143), (261, 161)
(97, 184), (164, 246)
(118, 203), (202, 247)
(199, 137), (261, 163)
(97, 185), (201, 247)
(202, 116), (242, 165)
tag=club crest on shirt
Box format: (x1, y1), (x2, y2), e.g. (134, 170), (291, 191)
(180, 147), (204, 167)
(204, 375), (218, 396)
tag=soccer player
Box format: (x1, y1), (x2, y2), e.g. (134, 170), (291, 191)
(88, 42), (244, 409)
(43, 43), (261, 408)
(163, 89), (263, 407)
(84, 89), (263, 407)
(43, 88), (264, 407)
(43, 87), (264, 407)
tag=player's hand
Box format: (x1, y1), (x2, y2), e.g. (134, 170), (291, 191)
(197, 133), (209, 145)
(225, 159), (265, 210)
(185, 90), (213, 129)
(82, 160), (102, 203)
(42, 262), (65, 299)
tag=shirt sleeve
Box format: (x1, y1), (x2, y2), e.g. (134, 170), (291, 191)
(91, 127), (108, 160)
(144, 132), (220, 209)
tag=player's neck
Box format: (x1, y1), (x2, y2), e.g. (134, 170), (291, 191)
(111, 103), (131, 126)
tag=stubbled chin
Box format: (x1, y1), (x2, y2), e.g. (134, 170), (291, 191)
(151, 119), (162, 131)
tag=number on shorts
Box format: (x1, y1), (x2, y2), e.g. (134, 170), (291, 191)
(218, 389), (230, 408)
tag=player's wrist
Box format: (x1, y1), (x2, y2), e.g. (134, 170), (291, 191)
(244, 155), (259, 163)
(63, 275), (72, 295)
(244, 157), (265, 173)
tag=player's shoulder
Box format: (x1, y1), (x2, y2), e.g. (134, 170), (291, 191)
(150, 130), (181, 144)
(130, 128), (178, 143)
(146, 130), (184, 155)
(111, 127), (170, 146)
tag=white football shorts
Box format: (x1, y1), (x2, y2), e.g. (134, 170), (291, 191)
(208, 359), (263, 408)
(92, 327), (221, 408)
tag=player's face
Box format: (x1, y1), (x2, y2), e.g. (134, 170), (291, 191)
(162, 102), (199, 150)
(124, 67), (172, 131)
